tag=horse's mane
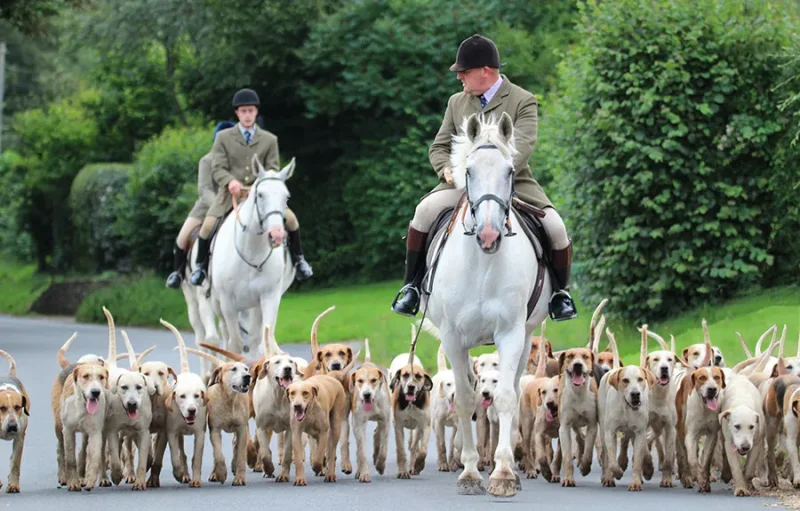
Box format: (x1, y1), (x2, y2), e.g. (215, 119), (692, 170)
(449, 113), (517, 191)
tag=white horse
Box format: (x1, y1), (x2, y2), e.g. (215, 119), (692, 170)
(201, 156), (296, 372)
(423, 112), (552, 497)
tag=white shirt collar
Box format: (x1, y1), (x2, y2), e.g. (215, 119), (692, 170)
(238, 123), (256, 138)
(481, 76), (504, 105)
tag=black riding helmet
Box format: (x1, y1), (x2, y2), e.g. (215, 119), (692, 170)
(232, 88), (260, 108)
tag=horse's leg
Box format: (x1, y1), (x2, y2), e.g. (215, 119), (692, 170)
(183, 286), (210, 380)
(219, 299), (245, 356)
(445, 342), (485, 495)
(487, 324), (528, 498)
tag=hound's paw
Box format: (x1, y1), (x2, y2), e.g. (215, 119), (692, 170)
(580, 461), (593, 477)
(99, 478), (112, 488)
(561, 477), (576, 487)
(628, 481), (642, 492)
(111, 470), (123, 486)
(734, 487), (751, 497)
(793, 479), (800, 489)
(438, 462), (450, 472)
(293, 476), (307, 486)
(5, 482), (18, 494)
(324, 474), (337, 483)
(341, 461), (352, 475)
(660, 478), (674, 488)
(414, 453), (426, 474)
(612, 466), (624, 480)
(376, 459), (387, 475)
(276, 473), (290, 483)
(698, 482), (711, 493)
(189, 479), (202, 488)
(525, 469), (538, 479)
(602, 476), (616, 487)
(397, 471), (411, 479)
(146, 475), (160, 488)
(359, 473), (371, 483)
(253, 462), (264, 473)
(232, 476), (246, 486)
(132, 480), (146, 491)
(68, 481), (82, 492)
(681, 476), (693, 489)
(125, 474), (136, 484)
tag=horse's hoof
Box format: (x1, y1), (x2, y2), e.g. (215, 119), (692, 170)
(457, 477), (486, 495)
(488, 477), (518, 498)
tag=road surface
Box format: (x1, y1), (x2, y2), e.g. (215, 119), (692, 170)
(0, 314), (787, 510)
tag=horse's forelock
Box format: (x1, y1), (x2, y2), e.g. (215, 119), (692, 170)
(449, 114), (517, 191)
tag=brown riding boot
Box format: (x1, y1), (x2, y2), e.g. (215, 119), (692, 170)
(391, 225), (429, 317)
(549, 242), (578, 321)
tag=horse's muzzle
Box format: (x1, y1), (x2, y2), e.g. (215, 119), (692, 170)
(268, 227), (286, 247)
(477, 224), (501, 254)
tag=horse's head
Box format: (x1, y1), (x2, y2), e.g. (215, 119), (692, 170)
(450, 112), (517, 254)
(251, 155), (296, 247)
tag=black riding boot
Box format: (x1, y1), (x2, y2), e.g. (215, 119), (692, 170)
(548, 242), (578, 321)
(190, 236), (211, 286)
(287, 228), (313, 281)
(165, 243), (187, 289)
(391, 225), (428, 317)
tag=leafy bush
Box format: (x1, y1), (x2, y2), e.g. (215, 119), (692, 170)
(116, 125), (214, 271)
(541, 0), (795, 322)
(11, 88), (100, 270)
(69, 163), (133, 272)
(0, 151), (36, 261)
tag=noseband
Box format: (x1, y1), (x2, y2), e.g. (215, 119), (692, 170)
(463, 144), (516, 238)
(233, 175), (287, 272)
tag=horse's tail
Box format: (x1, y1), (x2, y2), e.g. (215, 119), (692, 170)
(419, 318), (441, 340)
(58, 332), (78, 369)
(102, 306), (118, 369)
(160, 318), (190, 374)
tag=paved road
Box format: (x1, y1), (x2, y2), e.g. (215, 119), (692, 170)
(0, 314), (788, 510)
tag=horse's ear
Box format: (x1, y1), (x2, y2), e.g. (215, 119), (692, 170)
(498, 112), (514, 144)
(279, 157), (296, 182)
(466, 114), (481, 142)
(253, 154), (266, 176)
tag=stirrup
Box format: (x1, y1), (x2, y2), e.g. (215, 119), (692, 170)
(391, 284), (420, 317)
(548, 290), (577, 322)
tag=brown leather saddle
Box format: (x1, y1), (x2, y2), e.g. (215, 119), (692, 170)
(421, 193), (553, 324)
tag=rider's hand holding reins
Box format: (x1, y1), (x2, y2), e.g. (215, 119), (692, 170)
(228, 179), (244, 196)
(444, 166), (454, 184)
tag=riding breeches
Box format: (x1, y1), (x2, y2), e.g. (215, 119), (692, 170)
(410, 189), (569, 250)
(198, 207), (299, 239)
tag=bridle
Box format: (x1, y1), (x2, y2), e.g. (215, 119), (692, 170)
(232, 175), (287, 272)
(462, 144), (516, 238)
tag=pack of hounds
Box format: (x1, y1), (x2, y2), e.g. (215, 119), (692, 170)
(0, 300), (798, 498)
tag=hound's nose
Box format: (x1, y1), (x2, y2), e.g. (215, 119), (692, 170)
(630, 391), (641, 402)
(242, 374), (252, 385)
(362, 392), (372, 401)
(705, 388), (717, 399)
(660, 367), (669, 377)
(187, 407), (197, 416)
(330, 362), (342, 371)
(90, 389), (101, 399)
(482, 391), (491, 399)
(6, 423), (17, 433)
(714, 355), (723, 365)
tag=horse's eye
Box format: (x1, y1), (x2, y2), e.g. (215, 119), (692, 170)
(258, 193), (264, 199)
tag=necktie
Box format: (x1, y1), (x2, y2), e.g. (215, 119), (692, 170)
(244, 131), (252, 145)
(480, 95), (488, 108)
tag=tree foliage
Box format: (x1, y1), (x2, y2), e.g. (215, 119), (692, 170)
(541, 0), (797, 322)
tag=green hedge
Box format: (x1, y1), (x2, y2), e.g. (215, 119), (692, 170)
(115, 125), (214, 272)
(69, 163), (133, 272)
(541, 0), (797, 322)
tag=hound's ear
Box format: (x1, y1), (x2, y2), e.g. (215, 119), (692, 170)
(643, 368), (656, 388)
(439, 381), (446, 399)
(546, 341), (553, 358)
(682, 348), (690, 364)
(316, 351), (324, 364)
(466, 114), (481, 142)
(201, 390), (209, 406)
(793, 400), (800, 418)
(143, 374), (157, 396)
(351, 371), (357, 388)
(589, 351), (595, 367)
(311, 384), (319, 400)
(168, 367), (178, 383)
(111, 374), (123, 394)
(21, 393), (30, 416)
(719, 369), (726, 389)
(772, 364), (780, 378)
(71, 366), (81, 385)
(558, 352), (567, 374)
(390, 371), (401, 393)
(345, 346), (353, 364)
(423, 374), (433, 392)
(258, 361), (270, 380)
(608, 369), (621, 390)
(691, 371), (697, 389)
(719, 409), (731, 425)
(498, 112), (514, 145)
(209, 367), (223, 387)
(645, 355), (652, 369)
(535, 388), (543, 408)
(165, 391), (175, 412)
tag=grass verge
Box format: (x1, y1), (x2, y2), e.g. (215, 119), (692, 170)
(0, 262), (51, 315)
(75, 274), (799, 369)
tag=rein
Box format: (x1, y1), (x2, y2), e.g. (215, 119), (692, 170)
(462, 144), (516, 238)
(230, 176), (287, 272)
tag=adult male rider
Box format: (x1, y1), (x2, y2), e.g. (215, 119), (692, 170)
(391, 34), (577, 321)
(190, 88), (313, 286)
